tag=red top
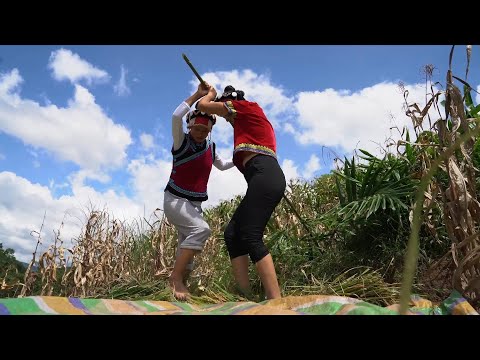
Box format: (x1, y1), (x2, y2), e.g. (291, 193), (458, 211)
(224, 100), (277, 173)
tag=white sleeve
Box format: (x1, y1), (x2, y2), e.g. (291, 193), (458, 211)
(213, 152), (235, 170)
(172, 101), (190, 151)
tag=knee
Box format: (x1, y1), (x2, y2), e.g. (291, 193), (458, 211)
(180, 224), (211, 251)
(196, 225), (211, 247)
(223, 221), (246, 258)
(248, 241), (269, 264)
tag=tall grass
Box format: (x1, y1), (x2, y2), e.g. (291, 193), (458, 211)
(2, 45), (479, 311)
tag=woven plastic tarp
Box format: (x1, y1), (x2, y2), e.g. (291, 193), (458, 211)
(0, 290), (476, 315)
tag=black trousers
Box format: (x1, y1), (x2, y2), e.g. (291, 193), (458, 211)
(224, 154), (286, 263)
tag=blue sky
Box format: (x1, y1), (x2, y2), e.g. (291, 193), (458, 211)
(0, 45), (478, 262)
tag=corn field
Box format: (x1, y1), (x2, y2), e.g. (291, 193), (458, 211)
(2, 45), (480, 310)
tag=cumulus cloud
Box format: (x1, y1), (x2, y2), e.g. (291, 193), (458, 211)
(139, 133), (154, 150)
(127, 155), (172, 214)
(0, 69), (132, 171)
(281, 155), (324, 183)
(302, 154), (321, 179)
(291, 82), (432, 156)
(0, 171), (84, 262)
(48, 48), (110, 84)
(0, 170), (146, 263)
(204, 146), (246, 208)
(281, 159), (299, 184)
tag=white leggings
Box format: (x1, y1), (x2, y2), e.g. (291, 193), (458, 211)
(163, 190), (212, 270)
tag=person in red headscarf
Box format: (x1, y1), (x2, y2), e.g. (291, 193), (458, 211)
(197, 85), (286, 300)
(164, 82), (234, 301)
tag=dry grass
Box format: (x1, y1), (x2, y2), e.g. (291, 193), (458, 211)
(398, 46), (480, 311)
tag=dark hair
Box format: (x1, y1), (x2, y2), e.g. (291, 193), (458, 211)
(215, 85), (245, 102)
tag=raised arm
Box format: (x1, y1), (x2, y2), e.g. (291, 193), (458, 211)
(171, 102), (189, 151)
(197, 87), (230, 118)
(213, 151), (234, 171)
(172, 83), (210, 151)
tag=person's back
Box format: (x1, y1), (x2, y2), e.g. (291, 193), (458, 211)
(223, 98), (277, 173)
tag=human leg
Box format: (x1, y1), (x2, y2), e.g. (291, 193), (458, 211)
(238, 156), (286, 299)
(163, 191), (211, 300)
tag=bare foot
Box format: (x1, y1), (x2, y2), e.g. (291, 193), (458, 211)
(236, 285), (255, 301)
(169, 276), (190, 301)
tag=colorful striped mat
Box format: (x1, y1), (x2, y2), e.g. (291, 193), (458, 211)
(0, 290), (476, 315)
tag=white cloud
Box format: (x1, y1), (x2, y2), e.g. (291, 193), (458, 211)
(48, 49), (110, 85)
(113, 65), (131, 97)
(140, 133), (154, 150)
(302, 154), (321, 179)
(292, 82), (431, 157)
(0, 171), (83, 263)
(205, 167), (246, 209)
(210, 113), (233, 146)
(281, 155), (323, 183)
(0, 68), (22, 95)
(69, 175), (143, 222)
(127, 155), (173, 215)
(48, 178), (69, 192)
(0, 170), (148, 263)
(204, 146), (246, 209)
(69, 169), (111, 188)
(284, 123), (296, 135)
(40, 92), (51, 106)
(281, 159), (299, 184)
(0, 69), (132, 171)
